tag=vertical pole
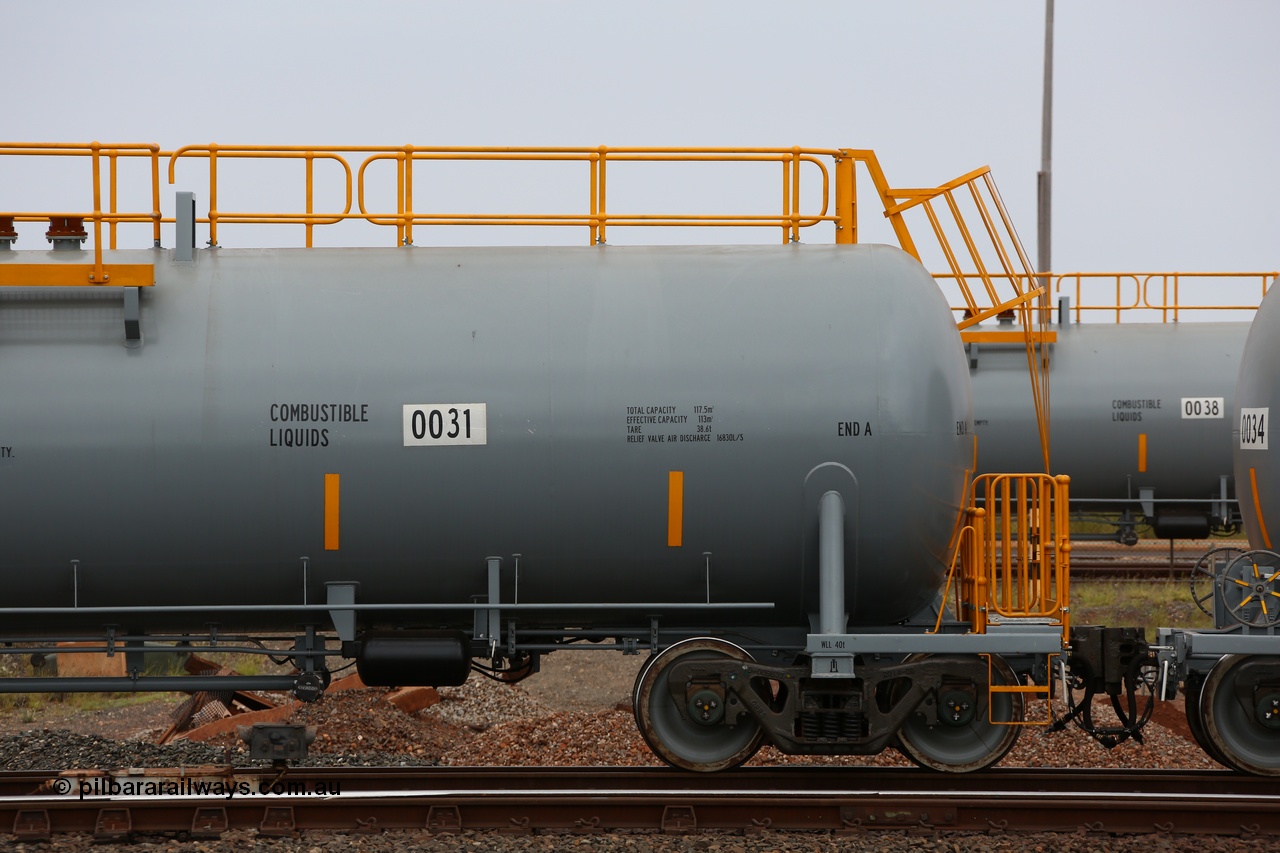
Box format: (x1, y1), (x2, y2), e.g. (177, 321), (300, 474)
(790, 147), (801, 242)
(305, 153), (314, 248)
(395, 152), (405, 246)
(780, 158), (791, 244)
(89, 142), (104, 282)
(1037, 0), (1054, 296)
(404, 145), (415, 246)
(818, 490), (846, 635)
(589, 151), (599, 245)
(835, 152), (855, 244)
(208, 144), (219, 248)
(109, 151), (118, 249)
(150, 145), (162, 248)
(598, 146), (608, 245)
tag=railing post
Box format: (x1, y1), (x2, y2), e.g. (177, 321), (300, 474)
(403, 144), (415, 246)
(149, 145), (161, 248)
(108, 150), (118, 250)
(835, 152), (855, 244)
(598, 146), (608, 245)
(790, 147), (801, 243)
(780, 155), (791, 244)
(208, 143), (219, 248)
(305, 152), (314, 248)
(972, 504), (987, 633)
(395, 150), (405, 246)
(589, 151), (599, 245)
(89, 141), (105, 282)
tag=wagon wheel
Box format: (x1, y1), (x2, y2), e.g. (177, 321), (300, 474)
(1182, 667), (1232, 768)
(896, 654), (1024, 773)
(1189, 546), (1247, 618)
(632, 638), (763, 772)
(1221, 550), (1280, 628)
(1201, 654), (1280, 775)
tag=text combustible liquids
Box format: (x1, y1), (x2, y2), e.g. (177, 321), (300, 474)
(270, 402), (370, 448)
(1112, 398), (1161, 423)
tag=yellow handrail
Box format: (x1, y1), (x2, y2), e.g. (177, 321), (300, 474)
(0, 142), (162, 284)
(961, 473), (1072, 647)
(1, 140), (1059, 465)
(938, 271), (1275, 323)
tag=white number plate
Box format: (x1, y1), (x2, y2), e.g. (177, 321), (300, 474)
(1240, 407), (1269, 450)
(1181, 397), (1224, 419)
(403, 404), (487, 446)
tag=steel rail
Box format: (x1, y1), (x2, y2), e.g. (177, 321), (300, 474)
(2, 767), (1277, 839)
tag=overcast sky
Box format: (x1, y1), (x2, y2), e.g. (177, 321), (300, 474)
(4, 1), (1277, 278)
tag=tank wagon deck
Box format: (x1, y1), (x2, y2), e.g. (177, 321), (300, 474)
(0, 141), (1276, 777)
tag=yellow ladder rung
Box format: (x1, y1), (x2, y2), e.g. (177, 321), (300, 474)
(989, 684), (1050, 695)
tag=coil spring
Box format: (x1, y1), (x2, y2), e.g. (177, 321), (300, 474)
(798, 712), (868, 740)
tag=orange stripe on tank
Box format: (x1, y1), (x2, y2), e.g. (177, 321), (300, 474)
(324, 473), (341, 551)
(1249, 467), (1273, 549)
(668, 471), (684, 547)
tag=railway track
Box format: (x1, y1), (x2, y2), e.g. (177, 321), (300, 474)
(2, 766), (1277, 840)
(1034, 539), (1247, 578)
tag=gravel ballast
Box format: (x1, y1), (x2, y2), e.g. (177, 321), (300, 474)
(0, 652), (1263, 851)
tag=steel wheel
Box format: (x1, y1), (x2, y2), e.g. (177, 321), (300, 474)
(1189, 546), (1246, 619)
(1183, 667), (1231, 768)
(1201, 654), (1280, 775)
(1221, 551), (1280, 627)
(633, 638), (763, 772)
(897, 655), (1024, 772)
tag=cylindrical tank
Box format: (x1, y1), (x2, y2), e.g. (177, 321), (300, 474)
(0, 243), (971, 633)
(1233, 279), (1280, 548)
(972, 321), (1247, 532)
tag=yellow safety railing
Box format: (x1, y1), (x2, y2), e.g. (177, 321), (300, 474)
(942, 271), (1274, 324)
(1056, 271), (1274, 323)
(959, 473), (1072, 648)
(157, 144), (849, 249)
(0, 142), (162, 286)
(1, 142), (1042, 317)
(0, 140), (1060, 461)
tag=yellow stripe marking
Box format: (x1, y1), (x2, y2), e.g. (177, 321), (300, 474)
(324, 473), (341, 551)
(1249, 467), (1273, 549)
(667, 470), (684, 547)
(1137, 433), (1147, 473)
(0, 263), (155, 287)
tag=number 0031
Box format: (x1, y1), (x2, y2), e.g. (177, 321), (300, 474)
(403, 404), (488, 446)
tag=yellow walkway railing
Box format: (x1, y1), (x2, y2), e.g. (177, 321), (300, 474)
(1, 141), (1041, 319)
(938, 271), (1274, 325)
(950, 473), (1072, 647)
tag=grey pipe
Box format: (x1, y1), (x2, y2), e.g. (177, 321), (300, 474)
(818, 490), (847, 635)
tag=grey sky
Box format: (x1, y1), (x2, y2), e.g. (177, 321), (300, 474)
(4, 1), (1277, 274)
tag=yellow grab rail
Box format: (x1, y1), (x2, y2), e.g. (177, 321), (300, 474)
(0, 142), (162, 285)
(1, 140), (1058, 466)
(960, 473), (1072, 647)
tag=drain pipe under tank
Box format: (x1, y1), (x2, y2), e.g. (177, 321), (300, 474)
(810, 490), (855, 677)
(819, 490), (848, 635)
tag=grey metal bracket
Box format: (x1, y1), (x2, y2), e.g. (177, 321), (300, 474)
(123, 287), (143, 347)
(477, 557), (501, 658)
(174, 191), (197, 263)
(806, 630), (1064, 657)
(325, 582), (359, 643)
